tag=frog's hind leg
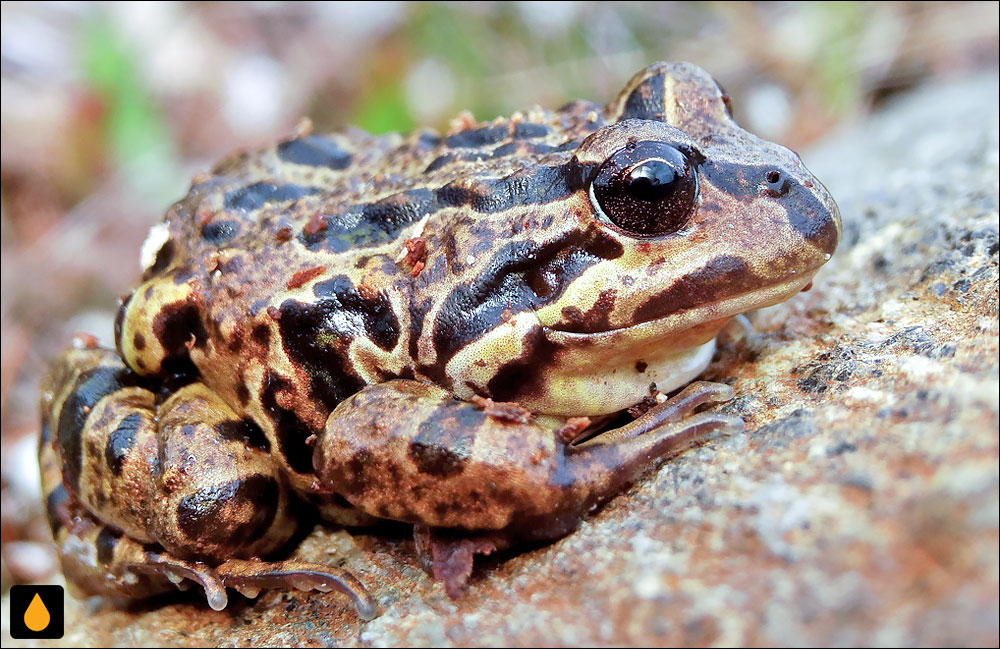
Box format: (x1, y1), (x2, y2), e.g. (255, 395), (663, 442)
(314, 378), (741, 597)
(437, 382), (742, 596)
(39, 413), (195, 604)
(40, 347), (377, 619)
(41, 475), (377, 618)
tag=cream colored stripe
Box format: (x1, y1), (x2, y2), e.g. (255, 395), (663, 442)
(662, 73), (678, 126)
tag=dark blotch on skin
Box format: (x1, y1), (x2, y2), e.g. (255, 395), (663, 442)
(175, 475), (280, 547)
(224, 181), (320, 212)
(787, 195), (840, 255)
(436, 161), (592, 215)
(512, 123), (551, 139)
(428, 138), (574, 171)
(620, 72), (666, 121)
(57, 367), (140, 488)
(105, 413), (142, 475)
(407, 405), (482, 478)
(434, 229), (620, 366)
(523, 231), (623, 302)
(114, 293), (133, 359)
(408, 296), (434, 362)
(45, 484), (69, 534)
(558, 289), (617, 333)
(200, 220), (240, 244)
(424, 153), (458, 173)
(312, 275), (400, 351)
(277, 135), (353, 169)
(416, 132), (443, 149)
(153, 300), (210, 361)
(700, 160), (775, 201)
(341, 449), (374, 496)
(260, 372), (320, 475)
(217, 417), (271, 453)
(276, 298), (367, 415)
(425, 150), (488, 173)
(158, 357), (200, 395)
(146, 239), (175, 276)
(303, 189), (436, 254)
(493, 139), (580, 161)
(277, 275), (397, 413)
(95, 526), (122, 565)
(487, 327), (558, 402)
(433, 238), (545, 365)
(252, 324), (271, 347)
(408, 441), (468, 479)
(314, 162), (593, 254)
(133, 333), (146, 351)
(446, 124), (509, 148)
(634, 255), (758, 322)
(445, 122), (548, 148)
(218, 256), (244, 275)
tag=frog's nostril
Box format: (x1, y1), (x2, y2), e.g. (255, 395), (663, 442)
(762, 169), (791, 197)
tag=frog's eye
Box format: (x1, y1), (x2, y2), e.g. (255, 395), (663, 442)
(590, 141), (698, 236)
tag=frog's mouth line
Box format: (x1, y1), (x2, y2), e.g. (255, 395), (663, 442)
(542, 273), (813, 343)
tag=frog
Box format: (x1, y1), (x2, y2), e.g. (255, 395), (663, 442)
(39, 62), (840, 620)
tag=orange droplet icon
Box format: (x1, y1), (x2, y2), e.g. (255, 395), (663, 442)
(24, 592), (51, 632)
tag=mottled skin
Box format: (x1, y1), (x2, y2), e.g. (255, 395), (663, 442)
(39, 62), (840, 617)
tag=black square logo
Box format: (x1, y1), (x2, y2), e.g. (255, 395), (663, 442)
(9, 585), (64, 639)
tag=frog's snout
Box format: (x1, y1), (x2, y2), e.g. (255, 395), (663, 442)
(773, 161), (841, 260)
(799, 177), (841, 258)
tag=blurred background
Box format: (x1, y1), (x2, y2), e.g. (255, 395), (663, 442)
(1, 1), (998, 591)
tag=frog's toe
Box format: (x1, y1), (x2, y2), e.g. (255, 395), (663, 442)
(576, 379), (744, 447)
(124, 552), (229, 611)
(215, 559), (380, 620)
(130, 556), (380, 619)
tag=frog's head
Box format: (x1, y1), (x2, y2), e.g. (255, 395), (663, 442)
(548, 62), (841, 333)
(451, 62), (840, 415)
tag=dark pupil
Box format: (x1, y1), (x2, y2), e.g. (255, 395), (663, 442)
(626, 161), (678, 202)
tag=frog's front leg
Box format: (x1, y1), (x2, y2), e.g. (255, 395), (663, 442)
(40, 347), (378, 619)
(314, 378), (741, 595)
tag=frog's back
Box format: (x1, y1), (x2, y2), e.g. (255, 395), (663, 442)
(114, 93), (609, 438)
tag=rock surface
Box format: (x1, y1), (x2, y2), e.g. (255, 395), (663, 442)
(4, 72), (998, 648)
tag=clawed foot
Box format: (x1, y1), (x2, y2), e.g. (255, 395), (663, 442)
(574, 379), (744, 449)
(216, 559), (379, 620)
(128, 553), (379, 620)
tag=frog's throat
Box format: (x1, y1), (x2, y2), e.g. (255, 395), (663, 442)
(511, 273), (812, 416)
(510, 338), (718, 417)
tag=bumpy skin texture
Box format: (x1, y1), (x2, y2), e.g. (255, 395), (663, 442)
(39, 62), (840, 617)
